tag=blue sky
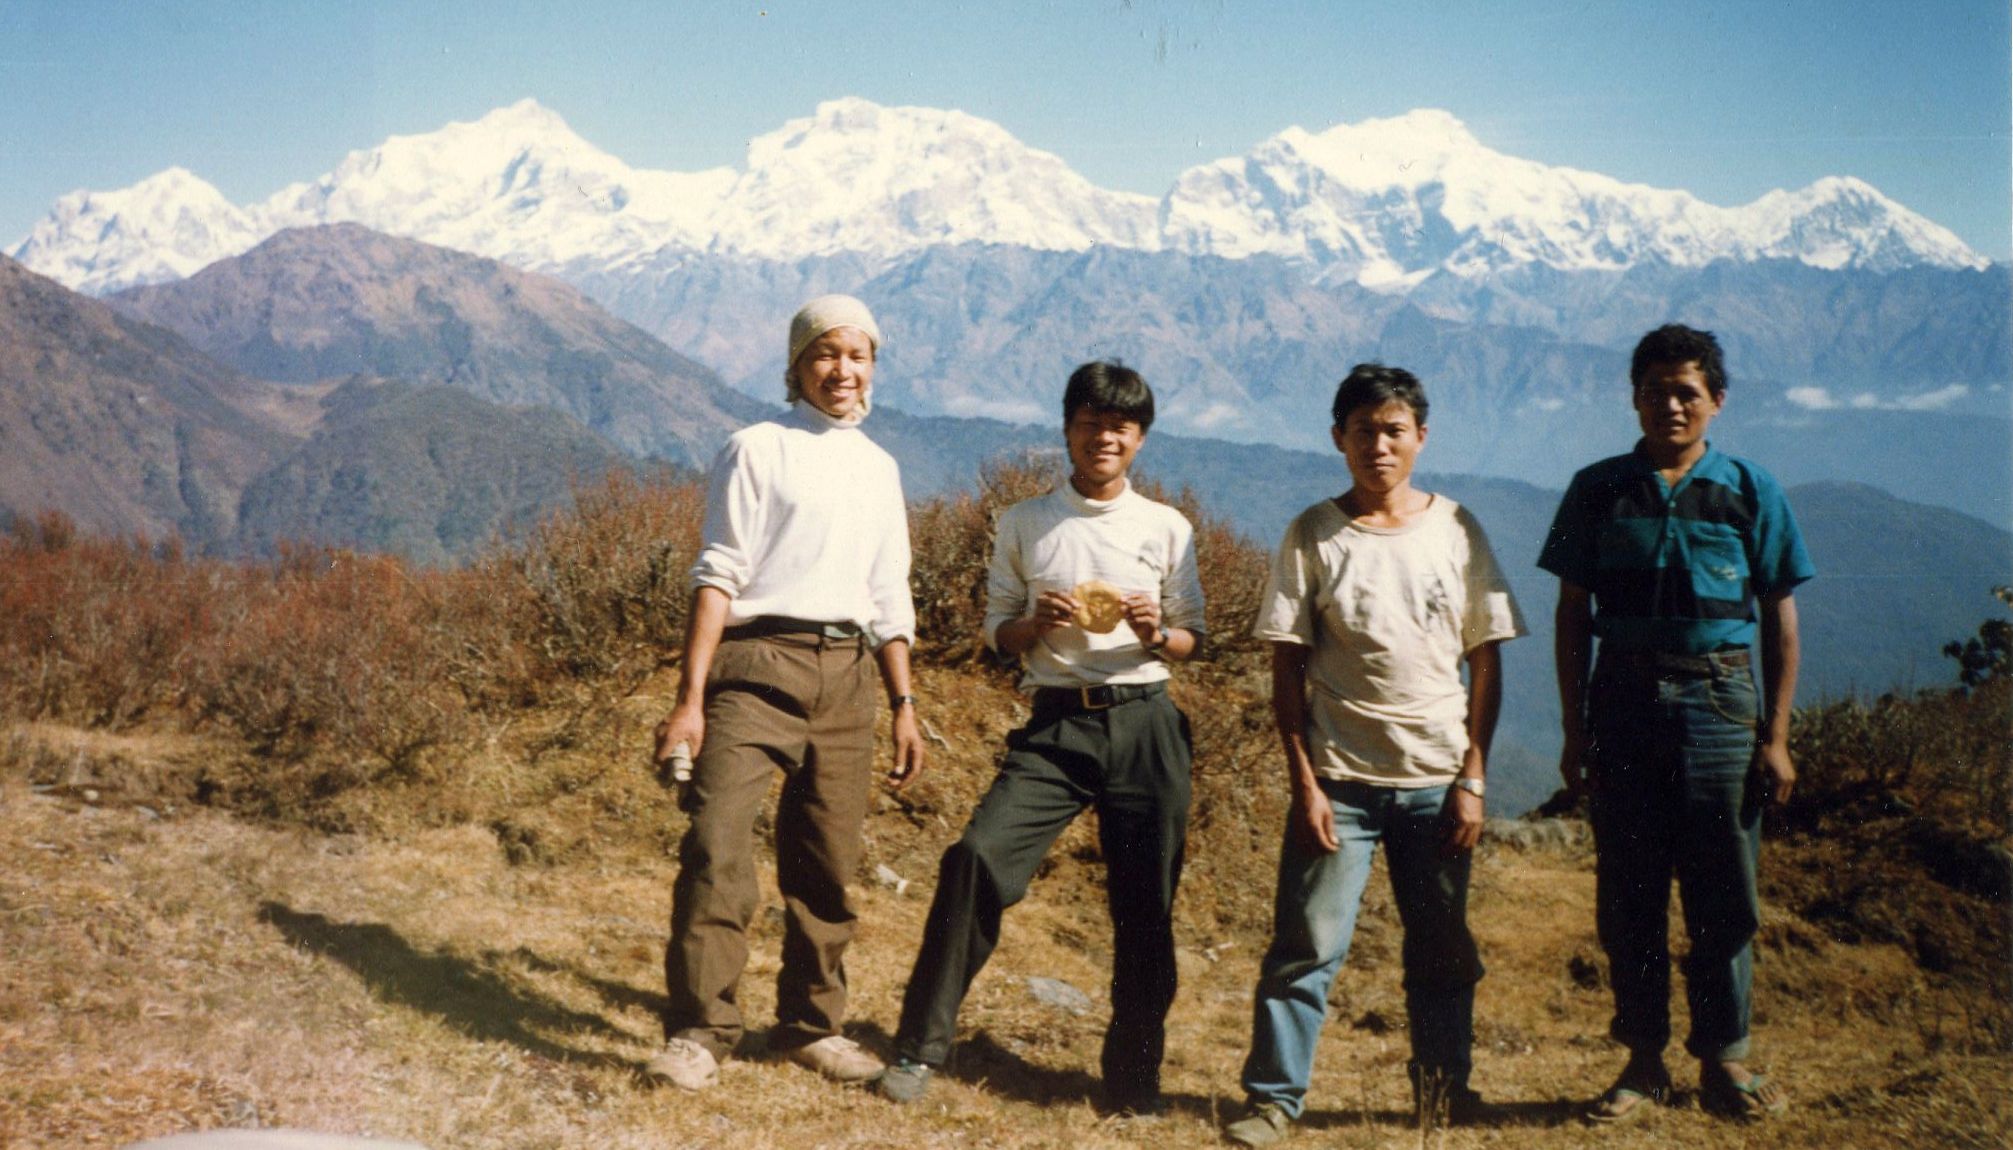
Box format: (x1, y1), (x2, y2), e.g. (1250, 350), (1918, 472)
(2, 0), (2007, 259)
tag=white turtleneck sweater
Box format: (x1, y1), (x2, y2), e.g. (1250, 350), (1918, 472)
(983, 479), (1207, 688)
(689, 402), (916, 648)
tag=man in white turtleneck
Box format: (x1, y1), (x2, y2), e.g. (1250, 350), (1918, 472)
(878, 362), (1206, 1116)
(647, 295), (925, 1092)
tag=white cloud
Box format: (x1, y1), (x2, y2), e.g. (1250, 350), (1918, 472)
(1790, 383), (1969, 412)
(1891, 384), (1970, 411)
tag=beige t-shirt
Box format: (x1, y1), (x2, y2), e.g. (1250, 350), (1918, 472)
(1254, 495), (1526, 786)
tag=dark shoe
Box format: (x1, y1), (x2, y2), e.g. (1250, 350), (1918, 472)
(876, 1059), (934, 1104)
(1105, 1093), (1168, 1120)
(1410, 1066), (1493, 1128)
(1445, 1086), (1502, 1126)
(1223, 1100), (1292, 1146)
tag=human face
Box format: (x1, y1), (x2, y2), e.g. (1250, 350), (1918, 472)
(1064, 408), (1146, 496)
(1633, 360), (1724, 462)
(1332, 399), (1426, 496)
(792, 326), (876, 418)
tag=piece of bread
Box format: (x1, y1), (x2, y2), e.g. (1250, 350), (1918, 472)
(1071, 580), (1126, 634)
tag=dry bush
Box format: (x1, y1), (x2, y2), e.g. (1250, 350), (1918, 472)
(1765, 679), (2013, 1044)
(908, 455), (1056, 665)
(0, 512), (214, 727)
(186, 546), (470, 774)
(1132, 477), (1271, 661)
(493, 467), (706, 691)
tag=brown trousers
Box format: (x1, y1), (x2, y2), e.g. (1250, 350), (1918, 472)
(663, 631), (877, 1058)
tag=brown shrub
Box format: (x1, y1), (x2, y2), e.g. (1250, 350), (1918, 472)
(908, 455), (1057, 665)
(185, 546), (470, 773)
(493, 467), (707, 690)
(0, 514), (213, 727)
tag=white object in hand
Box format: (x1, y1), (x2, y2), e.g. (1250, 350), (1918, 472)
(666, 741), (694, 784)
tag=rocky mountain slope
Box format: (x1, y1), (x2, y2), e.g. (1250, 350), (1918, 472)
(111, 224), (766, 465)
(0, 254), (300, 543)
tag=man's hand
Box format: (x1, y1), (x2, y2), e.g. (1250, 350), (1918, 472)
(1032, 590), (1080, 632)
(1445, 786), (1484, 853)
(1291, 785), (1340, 854)
(1754, 739), (1796, 806)
(1120, 591), (1162, 647)
(887, 705), (927, 790)
(653, 702), (705, 785)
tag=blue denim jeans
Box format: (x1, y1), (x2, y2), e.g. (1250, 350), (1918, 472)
(1240, 780), (1482, 1117)
(1589, 652), (1762, 1062)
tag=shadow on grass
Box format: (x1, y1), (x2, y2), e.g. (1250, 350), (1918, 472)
(259, 902), (641, 1071)
(510, 945), (667, 1018)
(1299, 1097), (1590, 1131)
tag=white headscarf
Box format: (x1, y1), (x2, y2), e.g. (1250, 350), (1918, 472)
(785, 294), (882, 422)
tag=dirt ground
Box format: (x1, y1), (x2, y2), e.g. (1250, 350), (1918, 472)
(3, 724), (2006, 1150)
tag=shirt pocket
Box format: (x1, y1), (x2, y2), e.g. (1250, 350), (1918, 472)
(1686, 523), (1749, 605)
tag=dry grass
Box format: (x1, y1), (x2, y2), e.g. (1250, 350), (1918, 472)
(4, 710), (2007, 1150)
(4, 467), (2007, 1148)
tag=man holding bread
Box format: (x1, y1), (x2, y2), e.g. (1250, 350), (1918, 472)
(878, 361), (1206, 1114)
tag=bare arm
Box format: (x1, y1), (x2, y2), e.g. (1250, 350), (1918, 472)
(1271, 641), (1337, 853)
(1754, 590), (1800, 805)
(1446, 640), (1502, 851)
(655, 586), (732, 768)
(877, 638), (927, 789)
(1553, 581), (1595, 796)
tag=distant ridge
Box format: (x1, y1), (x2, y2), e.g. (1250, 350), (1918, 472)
(111, 224), (766, 466)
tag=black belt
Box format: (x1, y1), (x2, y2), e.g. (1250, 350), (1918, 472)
(723, 616), (864, 643)
(1599, 648), (1749, 679)
(1031, 681), (1167, 713)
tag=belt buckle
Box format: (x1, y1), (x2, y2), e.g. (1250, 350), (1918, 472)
(1079, 685), (1115, 711)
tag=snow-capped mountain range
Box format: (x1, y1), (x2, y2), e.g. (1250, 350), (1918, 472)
(12, 97), (1987, 296)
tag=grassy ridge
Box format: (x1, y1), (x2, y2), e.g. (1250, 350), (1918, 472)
(0, 466), (2006, 1147)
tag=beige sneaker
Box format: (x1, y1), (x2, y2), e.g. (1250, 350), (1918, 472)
(785, 1035), (884, 1082)
(644, 1037), (719, 1091)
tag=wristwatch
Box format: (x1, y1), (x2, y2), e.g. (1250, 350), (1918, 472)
(1453, 777), (1486, 798)
(1144, 627), (1170, 651)
(891, 694), (917, 710)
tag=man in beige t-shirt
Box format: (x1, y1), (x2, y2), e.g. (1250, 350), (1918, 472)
(1224, 364), (1525, 1147)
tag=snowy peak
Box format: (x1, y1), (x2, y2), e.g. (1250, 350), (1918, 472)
(9, 99), (1990, 297)
(257, 99), (730, 266)
(1743, 176), (1985, 272)
(1162, 114), (1989, 280)
(12, 166), (266, 295)
(722, 98), (1159, 258)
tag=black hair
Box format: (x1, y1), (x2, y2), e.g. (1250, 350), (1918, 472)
(1631, 324), (1728, 396)
(1331, 363), (1428, 429)
(1062, 361), (1155, 430)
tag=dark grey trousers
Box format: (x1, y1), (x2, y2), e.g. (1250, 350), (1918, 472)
(892, 688), (1192, 1102)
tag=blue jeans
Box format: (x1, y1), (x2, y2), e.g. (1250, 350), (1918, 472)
(1240, 780), (1482, 1117)
(1589, 653), (1762, 1062)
